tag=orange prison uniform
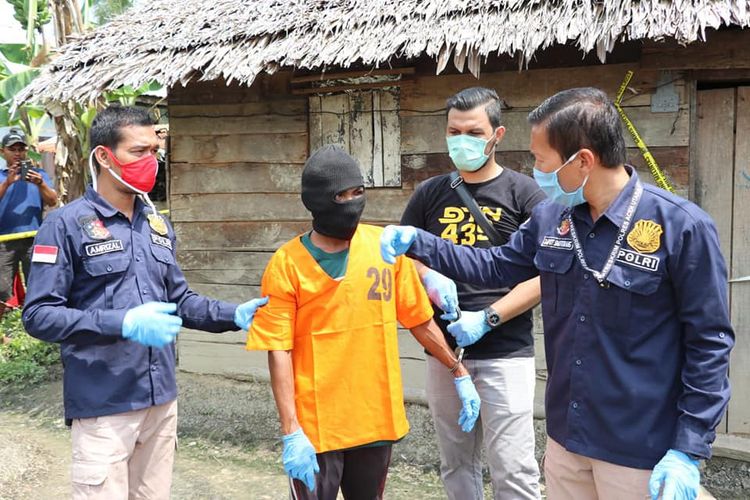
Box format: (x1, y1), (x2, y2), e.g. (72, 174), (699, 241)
(247, 224), (433, 453)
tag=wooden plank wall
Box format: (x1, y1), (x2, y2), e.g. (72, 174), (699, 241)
(169, 61), (691, 405)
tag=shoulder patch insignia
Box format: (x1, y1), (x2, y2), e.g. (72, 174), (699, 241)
(626, 219), (663, 254)
(147, 213), (168, 236)
(78, 215), (111, 240)
(32, 245), (59, 264)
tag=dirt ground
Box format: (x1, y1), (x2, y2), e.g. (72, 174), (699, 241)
(0, 373), (448, 499)
(1, 371), (746, 499)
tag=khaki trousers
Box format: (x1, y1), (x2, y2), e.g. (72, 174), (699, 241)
(71, 400), (178, 500)
(544, 438), (715, 500)
(544, 438), (651, 500)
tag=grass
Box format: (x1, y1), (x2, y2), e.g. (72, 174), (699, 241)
(0, 308), (60, 387)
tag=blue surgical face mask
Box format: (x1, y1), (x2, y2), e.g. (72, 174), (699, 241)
(533, 152), (589, 208)
(446, 133), (496, 172)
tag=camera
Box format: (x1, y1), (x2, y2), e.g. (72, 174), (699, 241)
(18, 160), (32, 181)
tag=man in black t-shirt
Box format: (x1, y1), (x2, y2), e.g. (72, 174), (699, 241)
(401, 87), (545, 499)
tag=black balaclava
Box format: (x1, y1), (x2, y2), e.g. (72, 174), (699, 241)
(301, 145), (365, 241)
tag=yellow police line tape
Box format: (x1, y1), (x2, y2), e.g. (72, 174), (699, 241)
(614, 71), (675, 193)
(0, 209), (170, 244)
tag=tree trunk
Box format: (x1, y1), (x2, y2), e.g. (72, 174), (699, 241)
(49, 0), (87, 203)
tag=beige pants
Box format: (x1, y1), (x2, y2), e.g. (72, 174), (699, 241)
(544, 438), (715, 500)
(544, 438), (651, 500)
(71, 400), (178, 500)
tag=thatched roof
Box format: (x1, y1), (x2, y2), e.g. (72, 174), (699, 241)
(19, 0), (750, 104)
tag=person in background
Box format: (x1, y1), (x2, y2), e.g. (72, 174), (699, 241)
(400, 87), (544, 499)
(0, 128), (57, 320)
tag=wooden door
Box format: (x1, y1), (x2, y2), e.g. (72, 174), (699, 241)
(694, 86), (750, 434)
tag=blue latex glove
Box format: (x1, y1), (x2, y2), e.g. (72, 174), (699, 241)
(234, 296), (269, 330)
(447, 309), (491, 347)
(649, 449), (700, 500)
(454, 375), (480, 432)
(281, 428), (320, 492)
(380, 225), (417, 264)
(421, 270), (459, 321)
(122, 302), (182, 348)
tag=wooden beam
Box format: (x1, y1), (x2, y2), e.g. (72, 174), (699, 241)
(642, 30), (750, 70)
(291, 67), (415, 84)
(399, 64), (682, 112)
(190, 283), (260, 303)
(170, 190), (414, 223)
(170, 162), (305, 195)
(168, 72), (294, 105)
(401, 147), (689, 191)
(728, 86), (750, 434)
(712, 433), (750, 462)
(291, 80), (404, 95)
(173, 221), (311, 251)
(689, 69), (750, 84)
(169, 99), (306, 118)
(400, 106), (690, 154)
(171, 132), (307, 164)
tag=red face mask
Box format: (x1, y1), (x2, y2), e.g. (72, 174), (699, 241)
(101, 146), (158, 193)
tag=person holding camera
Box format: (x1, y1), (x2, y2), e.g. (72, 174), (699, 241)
(0, 129), (57, 319)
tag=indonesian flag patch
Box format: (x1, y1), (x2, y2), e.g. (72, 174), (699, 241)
(32, 245), (59, 264)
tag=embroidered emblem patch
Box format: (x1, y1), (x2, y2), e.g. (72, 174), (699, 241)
(32, 245), (59, 264)
(626, 219), (663, 254)
(541, 236), (574, 251)
(557, 219), (570, 236)
(616, 248), (660, 272)
(147, 213), (168, 236)
(78, 215), (111, 240)
(151, 233), (172, 250)
(85, 240), (124, 257)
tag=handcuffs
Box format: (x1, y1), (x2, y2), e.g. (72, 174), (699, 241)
(449, 307), (464, 373)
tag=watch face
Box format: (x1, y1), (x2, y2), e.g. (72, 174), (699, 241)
(485, 308), (501, 327)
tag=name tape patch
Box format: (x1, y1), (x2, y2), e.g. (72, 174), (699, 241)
(85, 239), (124, 257)
(151, 233), (173, 250)
(541, 236), (574, 251)
(615, 248), (660, 272)
(32, 245), (59, 264)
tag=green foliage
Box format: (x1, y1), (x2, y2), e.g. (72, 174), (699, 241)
(0, 359), (47, 386)
(0, 309), (60, 387)
(8, 0), (52, 33)
(0, 44), (31, 65)
(106, 81), (163, 106)
(92, 0), (133, 26)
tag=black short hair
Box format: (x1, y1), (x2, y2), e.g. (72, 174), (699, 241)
(527, 87), (626, 168)
(90, 106), (154, 167)
(446, 87), (503, 129)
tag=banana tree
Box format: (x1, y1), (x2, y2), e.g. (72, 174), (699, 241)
(3, 0), (160, 202)
(0, 43), (46, 158)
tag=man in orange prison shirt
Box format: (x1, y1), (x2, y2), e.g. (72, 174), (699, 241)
(243, 145), (481, 500)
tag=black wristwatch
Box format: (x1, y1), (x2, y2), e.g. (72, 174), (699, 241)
(483, 306), (502, 328)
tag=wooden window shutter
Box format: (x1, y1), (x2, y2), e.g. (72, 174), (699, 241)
(308, 89), (401, 187)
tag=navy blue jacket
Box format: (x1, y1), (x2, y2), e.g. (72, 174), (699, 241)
(406, 168), (733, 468)
(23, 188), (237, 420)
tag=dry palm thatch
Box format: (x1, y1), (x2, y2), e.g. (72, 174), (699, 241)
(18, 0), (750, 104)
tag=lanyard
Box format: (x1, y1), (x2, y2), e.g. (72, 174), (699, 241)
(568, 182), (643, 286)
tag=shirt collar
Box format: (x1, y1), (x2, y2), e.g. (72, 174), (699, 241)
(84, 186), (146, 219)
(573, 165), (639, 228)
